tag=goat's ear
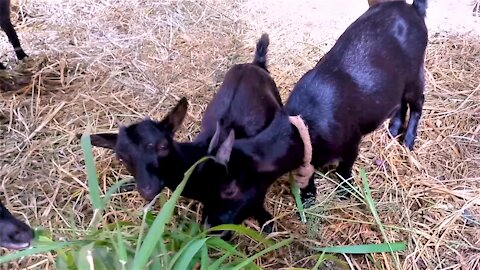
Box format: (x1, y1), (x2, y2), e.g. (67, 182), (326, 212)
(207, 121), (222, 154)
(162, 97), (188, 133)
(216, 129), (235, 164)
(90, 133), (118, 149)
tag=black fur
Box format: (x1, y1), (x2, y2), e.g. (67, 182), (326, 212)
(87, 33), (282, 230)
(200, 0), (428, 229)
(0, 200), (33, 250)
(0, 0), (28, 69)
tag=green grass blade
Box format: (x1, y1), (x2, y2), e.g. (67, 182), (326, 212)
(206, 238), (245, 258)
(131, 157), (211, 269)
(200, 244), (209, 270)
(168, 236), (203, 268)
(151, 258), (162, 270)
(76, 242), (95, 270)
(360, 168), (402, 269)
(230, 237), (293, 270)
(208, 224), (273, 246)
(290, 172), (306, 223)
(135, 207), (152, 258)
(102, 178), (132, 207)
(172, 238), (209, 270)
(312, 253), (349, 270)
(207, 252), (232, 270)
(0, 241), (85, 264)
(312, 251), (327, 270)
(314, 242), (406, 254)
(80, 132), (102, 227)
(114, 226), (128, 270)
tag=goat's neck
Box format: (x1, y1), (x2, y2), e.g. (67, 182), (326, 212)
(159, 141), (208, 191)
(236, 111), (305, 172)
(173, 141), (209, 171)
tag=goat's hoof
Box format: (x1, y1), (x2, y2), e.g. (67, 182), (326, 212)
(16, 52), (28, 61)
(262, 223), (274, 234)
(337, 188), (353, 200)
(403, 135), (416, 151)
(388, 124), (403, 139)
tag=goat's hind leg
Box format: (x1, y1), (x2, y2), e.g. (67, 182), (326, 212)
(335, 142), (360, 199)
(388, 99), (408, 138)
(403, 68), (425, 151)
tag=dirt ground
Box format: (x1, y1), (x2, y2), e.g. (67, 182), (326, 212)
(1, 0), (479, 269)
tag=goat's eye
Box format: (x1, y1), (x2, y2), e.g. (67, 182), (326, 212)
(117, 154), (127, 162)
(158, 144), (168, 150)
(146, 143), (154, 150)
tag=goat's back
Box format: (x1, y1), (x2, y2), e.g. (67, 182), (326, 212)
(198, 64), (282, 142)
(286, 1), (428, 155)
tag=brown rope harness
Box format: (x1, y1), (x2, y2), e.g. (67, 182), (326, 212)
(288, 115), (314, 189)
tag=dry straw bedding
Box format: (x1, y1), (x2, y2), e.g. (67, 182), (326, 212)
(1, 0), (479, 269)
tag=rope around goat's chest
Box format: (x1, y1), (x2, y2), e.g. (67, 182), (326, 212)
(288, 115), (314, 189)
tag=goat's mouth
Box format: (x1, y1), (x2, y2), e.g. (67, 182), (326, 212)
(0, 240), (31, 250)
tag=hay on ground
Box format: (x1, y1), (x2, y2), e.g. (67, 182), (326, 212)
(1, 0), (479, 269)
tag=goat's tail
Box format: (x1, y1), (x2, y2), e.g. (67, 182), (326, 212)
(412, 0), (428, 17)
(253, 33), (270, 71)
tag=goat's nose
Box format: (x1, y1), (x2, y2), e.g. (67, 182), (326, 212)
(11, 228), (33, 244)
(139, 184), (158, 201)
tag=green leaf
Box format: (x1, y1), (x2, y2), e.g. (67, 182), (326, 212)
(131, 157), (212, 269)
(314, 242), (406, 254)
(207, 252), (233, 270)
(312, 251), (327, 270)
(208, 224), (273, 246)
(360, 168), (402, 268)
(102, 178), (132, 207)
(200, 244), (209, 270)
(230, 237), (293, 270)
(0, 241), (85, 264)
(55, 254), (69, 270)
(172, 238), (209, 270)
(145, 210), (156, 226)
(113, 226), (128, 270)
(206, 238), (245, 258)
(80, 132), (102, 227)
(290, 172), (307, 223)
(75, 242), (95, 270)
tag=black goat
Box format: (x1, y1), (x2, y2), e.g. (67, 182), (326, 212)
(88, 34), (282, 230)
(200, 0), (428, 229)
(0, 0), (28, 69)
(0, 200), (34, 250)
(368, 0), (404, 7)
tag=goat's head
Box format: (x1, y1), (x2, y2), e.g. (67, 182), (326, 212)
(0, 201), (34, 250)
(199, 126), (276, 236)
(89, 98), (188, 201)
